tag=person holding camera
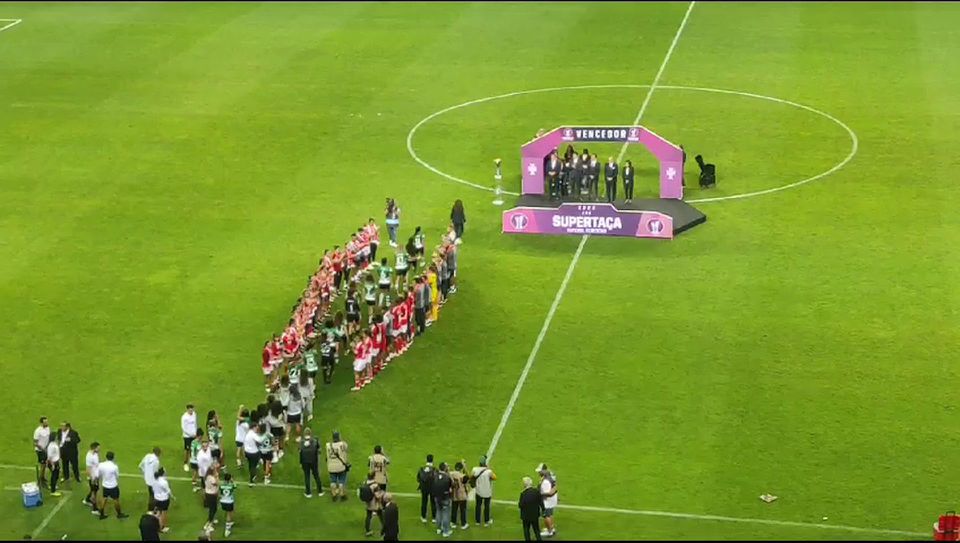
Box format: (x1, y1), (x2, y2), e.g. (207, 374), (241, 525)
(360, 471), (383, 537)
(385, 199), (400, 248)
(326, 431), (350, 501)
(416, 454), (438, 524)
(432, 462), (453, 537)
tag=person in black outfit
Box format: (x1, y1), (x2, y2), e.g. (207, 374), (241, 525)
(579, 150), (591, 199)
(622, 160), (635, 203)
(57, 422), (81, 483)
(381, 492), (399, 541)
(416, 454), (437, 523)
(450, 200), (466, 240)
(680, 144), (687, 187)
(604, 157), (619, 203)
(139, 509), (161, 541)
(299, 428), (324, 498)
(589, 154), (601, 200)
(518, 477), (544, 541)
(545, 152), (561, 200)
(559, 159), (571, 198)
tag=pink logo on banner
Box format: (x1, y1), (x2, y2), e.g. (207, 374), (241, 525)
(561, 128), (574, 141)
(628, 128), (640, 141)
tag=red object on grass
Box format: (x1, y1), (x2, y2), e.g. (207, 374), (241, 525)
(934, 511), (960, 541)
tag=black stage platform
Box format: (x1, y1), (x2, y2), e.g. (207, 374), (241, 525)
(514, 194), (707, 236)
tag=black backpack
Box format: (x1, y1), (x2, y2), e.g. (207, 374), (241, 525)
(431, 472), (451, 500)
(416, 466), (435, 492)
(359, 482), (375, 502)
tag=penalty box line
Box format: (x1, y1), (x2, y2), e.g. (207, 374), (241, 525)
(0, 464), (924, 537)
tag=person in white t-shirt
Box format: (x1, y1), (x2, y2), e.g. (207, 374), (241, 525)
(181, 404), (198, 472)
(33, 416), (51, 486)
(536, 464), (558, 538)
(234, 406), (250, 470)
(84, 442), (101, 510)
(196, 440), (214, 492)
(152, 467), (172, 533)
(45, 439), (62, 497)
(471, 456), (496, 526)
(97, 451), (129, 520)
(242, 424), (264, 487)
(138, 447), (161, 509)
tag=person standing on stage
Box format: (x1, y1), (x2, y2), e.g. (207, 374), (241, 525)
(605, 157), (619, 203)
(579, 150), (591, 199)
(589, 154), (601, 200)
(622, 159), (635, 203)
(569, 154), (582, 200)
(546, 151), (561, 200)
(559, 157), (572, 198)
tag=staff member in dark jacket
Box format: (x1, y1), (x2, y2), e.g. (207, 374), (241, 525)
(450, 200), (466, 241)
(589, 154), (601, 200)
(299, 428), (324, 498)
(381, 492), (399, 541)
(546, 152), (561, 200)
(57, 422), (81, 483)
(139, 509), (161, 541)
(518, 476), (544, 541)
(622, 160), (635, 203)
(604, 157), (619, 203)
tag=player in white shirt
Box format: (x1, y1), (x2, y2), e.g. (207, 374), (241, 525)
(45, 439), (62, 496)
(197, 440), (214, 487)
(138, 447), (161, 509)
(97, 451), (129, 520)
(151, 467), (172, 533)
(83, 442), (101, 510)
(242, 424), (264, 487)
(234, 406), (250, 469)
(537, 464), (558, 537)
(181, 404), (198, 472)
(33, 416), (51, 486)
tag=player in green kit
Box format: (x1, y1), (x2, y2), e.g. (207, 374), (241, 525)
(190, 429), (204, 491)
(290, 350), (305, 385)
(219, 472), (237, 537)
(302, 344), (318, 383)
(376, 258), (393, 308)
(206, 412), (223, 465)
(257, 427), (273, 485)
(362, 275), (377, 321)
(394, 249), (409, 290)
(319, 334), (337, 385)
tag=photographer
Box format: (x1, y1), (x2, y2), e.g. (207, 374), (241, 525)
(326, 431), (350, 501)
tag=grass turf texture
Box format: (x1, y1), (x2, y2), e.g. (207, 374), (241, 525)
(0, 1), (957, 540)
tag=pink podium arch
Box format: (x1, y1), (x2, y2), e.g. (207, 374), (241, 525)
(520, 126), (684, 199)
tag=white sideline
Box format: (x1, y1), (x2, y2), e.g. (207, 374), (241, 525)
(31, 489), (71, 539)
(0, 464), (923, 537)
(484, 1), (697, 464)
(0, 18), (22, 33)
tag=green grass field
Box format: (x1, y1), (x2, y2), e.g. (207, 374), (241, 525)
(1, 2), (958, 540)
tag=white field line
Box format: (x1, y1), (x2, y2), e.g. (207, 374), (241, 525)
(484, 1), (697, 464)
(31, 489), (71, 539)
(0, 464), (923, 537)
(0, 18), (22, 33)
(483, 232), (589, 463)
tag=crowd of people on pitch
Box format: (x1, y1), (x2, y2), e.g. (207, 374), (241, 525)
(545, 144), (687, 204)
(260, 198), (463, 394)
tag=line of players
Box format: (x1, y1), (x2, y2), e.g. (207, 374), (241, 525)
(260, 218), (459, 393)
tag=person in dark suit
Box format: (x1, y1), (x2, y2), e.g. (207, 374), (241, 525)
(680, 144), (687, 187)
(57, 422), (81, 483)
(579, 150), (590, 199)
(381, 492), (399, 541)
(568, 156), (582, 200)
(589, 154), (601, 200)
(622, 160), (635, 203)
(546, 151), (561, 200)
(604, 157), (618, 203)
(518, 477), (544, 541)
(559, 159), (571, 198)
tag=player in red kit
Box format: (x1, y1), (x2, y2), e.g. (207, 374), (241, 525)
(351, 332), (367, 392)
(369, 318), (383, 377)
